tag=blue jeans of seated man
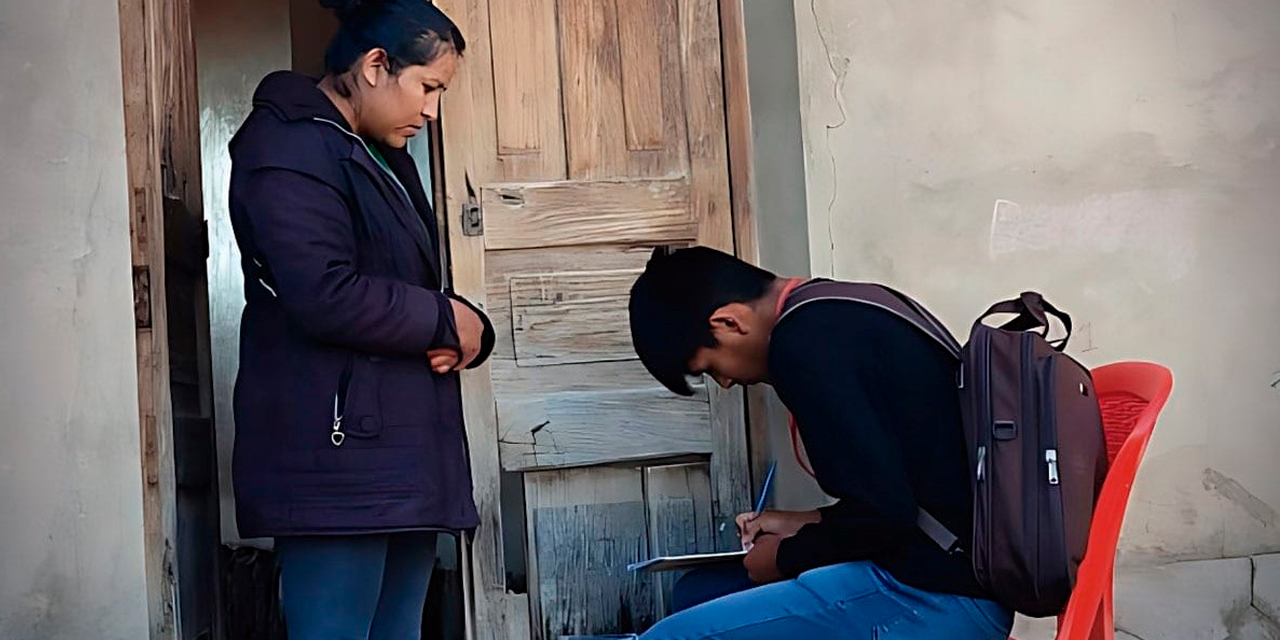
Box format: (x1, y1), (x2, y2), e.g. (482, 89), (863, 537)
(671, 563), (758, 613)
(644, 561), (1012, 640)
(276, 531), (438, 640)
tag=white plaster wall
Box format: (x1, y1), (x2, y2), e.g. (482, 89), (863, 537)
(0, 0), (151, 637)
(741, 0), (828, 512)
(791, 0), (1280, 633)
(193, 0), (292, 547)
(794, 0), (1280, 563)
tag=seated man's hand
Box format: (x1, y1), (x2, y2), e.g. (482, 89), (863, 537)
(736, 509), (821, 548)
(743, 534), (785, 584)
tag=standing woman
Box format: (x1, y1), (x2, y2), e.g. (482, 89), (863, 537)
(227, 1), (493, 638)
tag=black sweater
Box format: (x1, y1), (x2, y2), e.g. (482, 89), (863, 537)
(771, 299), (986, 598)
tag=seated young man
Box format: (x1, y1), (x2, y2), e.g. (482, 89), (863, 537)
(628, 247), (1012, 640)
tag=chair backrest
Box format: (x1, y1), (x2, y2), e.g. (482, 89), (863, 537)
(1054, 362), (1173, 640)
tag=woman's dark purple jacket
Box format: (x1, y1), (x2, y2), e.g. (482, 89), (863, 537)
(227, 71), (490, 537)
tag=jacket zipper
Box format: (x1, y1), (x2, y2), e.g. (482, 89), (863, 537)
(331, 357), (353, 447)
(311, 119), (463, 464)
(311, 118), (443, 293)
(313, 118), (414, 203)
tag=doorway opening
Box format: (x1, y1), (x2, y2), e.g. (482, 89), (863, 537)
(127, 0), (763, 638)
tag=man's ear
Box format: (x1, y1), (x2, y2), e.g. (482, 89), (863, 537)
(708, 303), (752, 336)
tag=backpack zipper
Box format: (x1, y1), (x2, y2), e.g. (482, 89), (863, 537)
(1041, 354), (1073, 594)
(975, 330), (994, 580)
(1046, 449), (1060, 485)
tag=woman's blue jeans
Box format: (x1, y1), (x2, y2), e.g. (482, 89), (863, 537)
(276, 532), (438, 640)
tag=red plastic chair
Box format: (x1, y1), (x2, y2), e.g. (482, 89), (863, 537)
(1013, 361), (1174, 640)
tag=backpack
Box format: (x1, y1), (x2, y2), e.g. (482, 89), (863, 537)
(778, 280), (1107, 617)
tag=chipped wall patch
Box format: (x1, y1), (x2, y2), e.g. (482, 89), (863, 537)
(988, 190), (1201, 280)
(1204, 468), (1279, 529)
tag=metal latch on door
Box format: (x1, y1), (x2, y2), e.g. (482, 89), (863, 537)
(462, 174), (483, 236)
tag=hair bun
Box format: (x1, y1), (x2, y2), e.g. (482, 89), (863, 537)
(320, 0), (386, 21)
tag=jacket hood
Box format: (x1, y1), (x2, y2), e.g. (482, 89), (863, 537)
(252, 71), (351, 130)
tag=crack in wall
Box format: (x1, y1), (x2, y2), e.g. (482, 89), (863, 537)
(808, 0), (849, 275)
(1116, 624), (1151, 640)
(1250, 555), (1280, 634)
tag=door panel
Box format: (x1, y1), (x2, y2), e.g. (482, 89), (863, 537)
(508, 270), (642, 367)
(525, 468), (654, 637)
(437, 0), (748, 636)
(645, 463), (715, 617)
(480, 179), (695, 251)
(488, 0), (564, 176)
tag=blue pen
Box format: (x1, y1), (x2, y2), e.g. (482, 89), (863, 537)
(753, 461), (777, 515)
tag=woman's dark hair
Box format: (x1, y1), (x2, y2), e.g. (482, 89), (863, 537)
(321, 0), (466, 82)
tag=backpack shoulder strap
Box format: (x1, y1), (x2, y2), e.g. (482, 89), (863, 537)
(778, 280), (962, 359)
(777, 280), (965, 554)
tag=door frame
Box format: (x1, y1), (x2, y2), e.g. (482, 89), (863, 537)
(716, 0), (778, 520)
(120, 0), (769, 635)
(118, 0), (215, 635)
(432, 1), (766, 637)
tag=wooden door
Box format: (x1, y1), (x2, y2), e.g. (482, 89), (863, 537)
(434, 0), (750, 637)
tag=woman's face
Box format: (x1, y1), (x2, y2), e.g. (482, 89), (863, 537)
(354, 48), (459, 148)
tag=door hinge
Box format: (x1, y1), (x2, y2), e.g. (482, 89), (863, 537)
(133, 265), (152, 329)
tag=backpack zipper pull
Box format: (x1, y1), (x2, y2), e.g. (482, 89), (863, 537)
(1045, 449), (1059, 485)
(976, 445), (987, 482)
